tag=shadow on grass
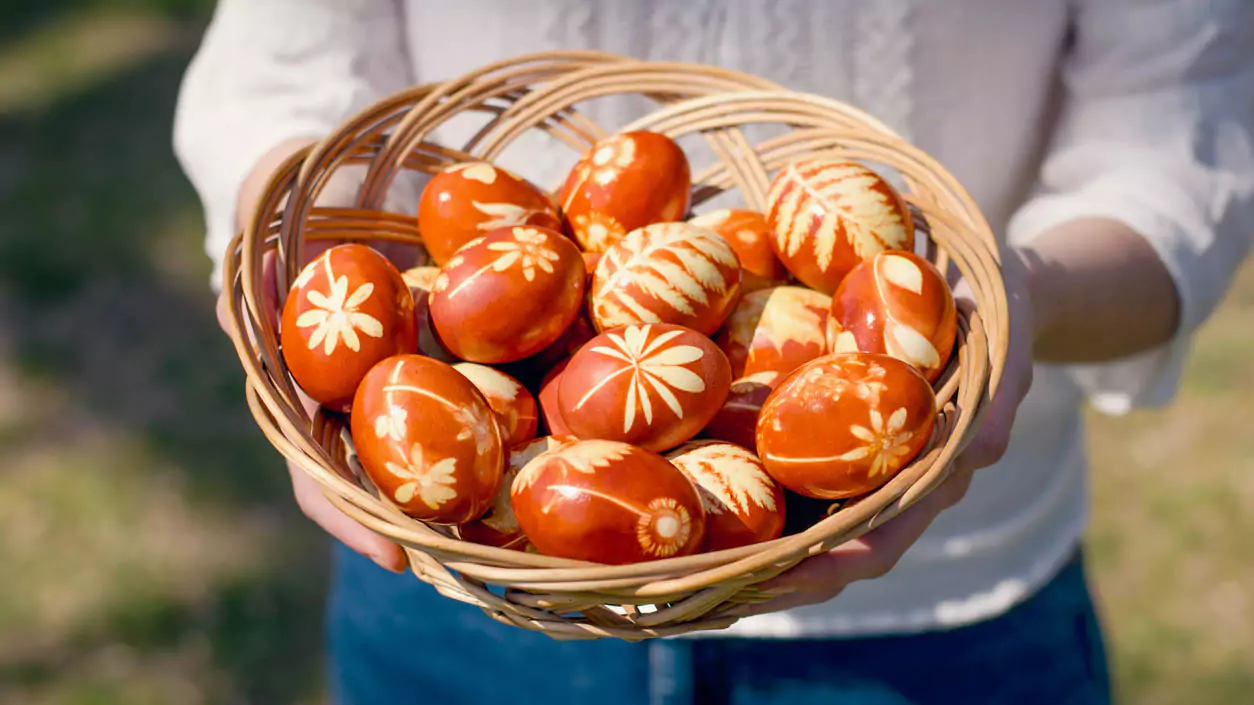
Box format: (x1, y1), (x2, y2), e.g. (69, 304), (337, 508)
(0, 14), (326, 704)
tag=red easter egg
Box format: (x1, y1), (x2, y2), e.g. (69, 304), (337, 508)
(757, 353), (936, 499)
(716, 286), (831, 386)
(590, 222), (741, 335)
(453, 363), (538, 447)
(558, 323), (731, 452)
(666, 441), (785, 551)
(401, 265), (457, 362)
(700, 372), (777, 452)
(418, 161), (562, 265)
(351, 355), (504, 523)
(828, 251), (957, 382)
(689, 209), (789, 293)
(766, 159), (914, 294)
(429, 226), (586, 363)
(558, 131), (691, 252)
(515, 312), (597, 385)
(512, 440), (705, 563)
(537, 359), (572, 437)
(280, 244), (417, 411)
(459, 436), (565, 550)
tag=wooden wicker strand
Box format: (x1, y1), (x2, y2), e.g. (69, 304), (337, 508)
(221, 51), (1008, 640)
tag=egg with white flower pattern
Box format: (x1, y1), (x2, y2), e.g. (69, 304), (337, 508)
(666, 441), (785, 551)
(716, 286), (831, 386)
(351, 355), (504, 523)
(418, 161), (562, 265)
(459, 435), (566, 550)
(280, 244), (417, 412)
(512, 439), (706, 564)
(453, 363), (538, 447)
(688, 209), (789, 293)
(558, 323), (731, 452)
(828, 251), (957, 382)
(590, 222), (741, 336)
(429, 225), (586, 363)
(756, 353), (936, 499)
(558, 131), (691, 252)
(766, 159), (914, 294)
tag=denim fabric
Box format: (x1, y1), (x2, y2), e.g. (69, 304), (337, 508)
(327, 544), (1110, 705)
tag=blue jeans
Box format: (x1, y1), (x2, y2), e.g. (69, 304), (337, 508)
(328, 544), (1111, 704)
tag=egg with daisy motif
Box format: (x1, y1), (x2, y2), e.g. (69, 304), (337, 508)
(590, 222), (741, 336)
(666, 441), (785, 551)
(429, 225), (586, 363)
(280, 244), (417, 412)
(453, 363), (538, 447)
(558, 323), (731, 452)
(418, 161), (562, 265)
(766, 159), (914, 294)
(558, 131), (691, 252)
(688, 209), (789, 293)
(511, 439), (706, 564)
(828, 251), (957, 382)
(351, 355), (505, 524)
(756, 353), (936, 499)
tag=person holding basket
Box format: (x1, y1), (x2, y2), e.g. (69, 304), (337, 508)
(175, 1), (1254, 703)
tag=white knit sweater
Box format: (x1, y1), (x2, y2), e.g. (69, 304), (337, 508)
(174, 0), (1254, 637)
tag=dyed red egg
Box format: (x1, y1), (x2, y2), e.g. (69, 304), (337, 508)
(766, 159), (914, 294)
(429, 226), (586, 363)
(716, 286), (831, 386)
(558, 131), (691, 252)
(590, 222), (741, 335)
(453, 363), (538, 447)
(350, 355), (504, 523)
(459, 436), (565, 550)
(700, 372), (777, 452)
(558, 323), (731, 452)
(401, 265), (456, 362)
(666, 441), (785, 551)
(689, 209), (789, 293)
(280, 244), (417, 411)
(512, 440), (705, 563)
(757, 353), (936, 499)
(828, 251), (957, 382)
(418, 161), (562, 265)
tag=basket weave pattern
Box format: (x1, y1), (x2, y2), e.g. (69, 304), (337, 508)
(222, 51), (1008, 641)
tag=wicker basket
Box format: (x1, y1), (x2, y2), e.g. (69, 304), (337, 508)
(221, 51), (1008, 641)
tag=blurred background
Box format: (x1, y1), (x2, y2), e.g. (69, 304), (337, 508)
(0, 2), (1250, 703)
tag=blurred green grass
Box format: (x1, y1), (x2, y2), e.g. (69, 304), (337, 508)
(0, 3), (1249, 704)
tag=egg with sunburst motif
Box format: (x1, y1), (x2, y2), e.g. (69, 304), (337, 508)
(766, 159), (914, 294)
(511, 439), (706, 564)
(590, 222), (741, 336)
(558, 323), (731, 452)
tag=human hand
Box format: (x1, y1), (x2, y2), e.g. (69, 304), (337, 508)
(739, 247), (1038, 614)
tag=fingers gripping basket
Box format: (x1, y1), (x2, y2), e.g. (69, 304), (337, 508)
(221, 51), (1009, 641)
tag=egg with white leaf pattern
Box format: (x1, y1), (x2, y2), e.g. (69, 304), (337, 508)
(666, 441), (785, 551)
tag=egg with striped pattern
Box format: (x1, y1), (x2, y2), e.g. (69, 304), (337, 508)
(766, 159), (914, 294)
(590, 222), (741, 336)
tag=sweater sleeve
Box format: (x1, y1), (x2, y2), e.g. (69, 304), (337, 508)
(173, 0), (414, 292)
(1006, 0), (1254, 414)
